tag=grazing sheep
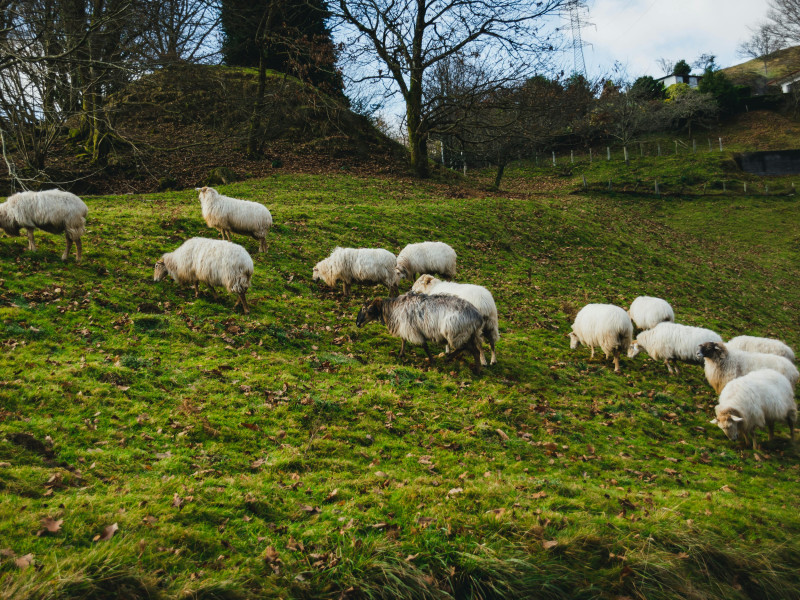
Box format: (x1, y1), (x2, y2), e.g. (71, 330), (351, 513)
(696, 341), (800, 394)
(727, 335), (795, 363)
(710, 369), (796, 450)
(569, 304), (633, 373)
(313, 247), (398, 296)
(628, 322), (722, 374)
(395, 242), (456, 282)
(154, 237), (254, 313)
(627, 296), (675, 330)
(0, 189), (88, 262)
(356, 292), (484, 374)
(412, 274), (499, 365)
(196, 186), (272, 253)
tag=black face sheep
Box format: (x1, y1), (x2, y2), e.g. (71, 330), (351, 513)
(710, 368), (797, 450)
(356, 292), (484, 374)
(627, 296), (675, 330)
(313, 247), (398, 296)
(395, 242), (457, 282)
(196, 186), (272, 253)
(0, 190), (88, 262)
(154, 237), (254, 313)
(627, 322), (722, 374)
(569, 303), (633, 373)
(726, 335), (795, 363)
(411, 274), (499, 365)
(696, 341), (799, 394)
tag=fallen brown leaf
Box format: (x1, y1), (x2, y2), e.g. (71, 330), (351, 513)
(94, 523), (118, 542)
(542, 540), (558, 550)
(36, 517), (63, 536)
(15, 554), (34, 569)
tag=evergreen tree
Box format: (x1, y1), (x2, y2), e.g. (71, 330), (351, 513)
(221, 0), (343, 94)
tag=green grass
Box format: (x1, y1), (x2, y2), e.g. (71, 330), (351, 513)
(1, 172), (800, 599)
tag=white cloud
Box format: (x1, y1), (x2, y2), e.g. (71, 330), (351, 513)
(577, 0), (771, 79)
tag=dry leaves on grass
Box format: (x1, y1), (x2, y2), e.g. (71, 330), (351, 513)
(36, 517), (63, 536)
(94, 523), (118, 542)
(542, 540), (558, 550)
(15, 554), (34, 569)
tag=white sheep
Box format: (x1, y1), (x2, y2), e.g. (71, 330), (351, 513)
(727, 335), (795, 363)
(0, 189), (88, 262)
(696, 341), (800, 394)
(710, 369), (796, 450)
(313, 247), (397, 296)
(412, 274), (499, 365)
(627, 296), (675, 330)
(154, 237), (254, 313)
(395, 241), (456, 282)
(196, 186), (272, 253)
(356, 292), (485, 374)
(628, 322), (722, 374)
(569, 303), (633, 373)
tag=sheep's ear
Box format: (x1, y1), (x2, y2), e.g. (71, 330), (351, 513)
(730, 415), (743, 422)
(709, 418), (718, 424)
(195, 187), (201, 191)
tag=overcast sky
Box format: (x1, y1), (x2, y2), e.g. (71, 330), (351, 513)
(578, 0), (771, 79)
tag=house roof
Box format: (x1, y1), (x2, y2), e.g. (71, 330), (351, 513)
(768, 69), (800, 85)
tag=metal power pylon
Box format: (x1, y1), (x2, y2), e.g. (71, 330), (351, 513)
(566, 0), (589, 78)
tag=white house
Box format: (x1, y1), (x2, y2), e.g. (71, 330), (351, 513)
(655, 74), (702, 88)
(772, 70), (800, 93)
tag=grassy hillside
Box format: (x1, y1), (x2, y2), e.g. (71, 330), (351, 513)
(722, 44), (800, 88)
(1, 172), (800, 599)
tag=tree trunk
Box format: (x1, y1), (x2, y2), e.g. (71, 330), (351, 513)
(493, 158), (507, 190)
(406, 72), (428, 178)
(247, 52), (267, 156)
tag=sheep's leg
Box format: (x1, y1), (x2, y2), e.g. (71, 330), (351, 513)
(768, 422), (775, 442)
(589, 347), (595, 359)
(388, 284), (397, 297)
(258, 237), (267, 253)
(398, 339), (406, 359)
(206, 284), (218, 299)
(342, 282), (350, 296)
(789, 417), (795, 441)
(193, 282), (200, 297)
(612, 349), (621, 373)
(470, 339), (482, 375)
(26, 229), (36, 251)
(422, 341), (434, 363)
(752, 431), (758, 451)
(479, 345), (488, 366)
(75, 238), (82, 263)
(489, 340), (497, 365)
(62, 235), (72, 261)
(239, 292), (250, 314)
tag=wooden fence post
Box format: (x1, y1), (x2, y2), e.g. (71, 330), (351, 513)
(606, 147), (611, 161)
(719, 137), (723, 151)
(657, 143), (661, 157)
(589, 148), (593, 163)
(582, 175), (588, 189)
(552, 151), (556, 167)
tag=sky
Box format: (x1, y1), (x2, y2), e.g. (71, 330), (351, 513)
(579, 0), (772, 79)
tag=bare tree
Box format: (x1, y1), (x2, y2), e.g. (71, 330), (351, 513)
(332, 0), (567, 177)
(656, 58), (673, 76)
(141, 0), (222, 65)
(738, 24), (783, 76)
(765, 0), (800, 46)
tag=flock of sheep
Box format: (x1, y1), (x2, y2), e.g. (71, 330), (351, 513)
(569, 298), (798, 450)
(1, 188), (796, 450)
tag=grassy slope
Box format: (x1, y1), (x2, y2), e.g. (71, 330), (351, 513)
(722, 44), (800, 85)
(1, 168), (799, 599)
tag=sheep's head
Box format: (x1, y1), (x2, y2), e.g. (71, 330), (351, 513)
(411, 274), (436, 293)
(627, 341), (641, 359)
(395, 263), (410, 282)
(568, 331), (580, 350)
(696, 341), (726, 362)
(356, 299), (383, 328)
(313, 258), (335, 287)
(154, 259), (168, 282)
(196, 186), (216, 204)
(710, 408), (744, 441)
(0, 203), (20, 236)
